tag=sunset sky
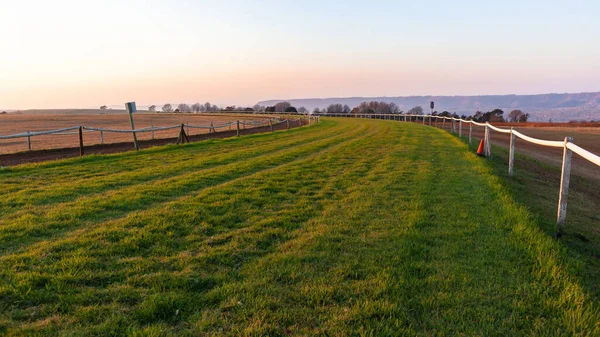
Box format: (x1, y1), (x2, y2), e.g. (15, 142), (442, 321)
(1, 0), (599, 109)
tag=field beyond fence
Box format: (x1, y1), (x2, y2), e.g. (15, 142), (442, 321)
(0, 114), (312, 166)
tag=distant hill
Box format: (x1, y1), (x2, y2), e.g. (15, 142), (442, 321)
(257, 92), (600, 122)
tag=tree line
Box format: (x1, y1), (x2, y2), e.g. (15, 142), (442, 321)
(98, 100), (530, 122)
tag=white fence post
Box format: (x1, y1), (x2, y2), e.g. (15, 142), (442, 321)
(484, 125), (490, 158)
(508, 127), (515, 177)
(469, 122), (472, 145)
(556, 137), (573, 237)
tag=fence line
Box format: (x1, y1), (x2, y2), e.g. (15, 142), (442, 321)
(318, 112), (600, 238)
(0, 116), (313, 156)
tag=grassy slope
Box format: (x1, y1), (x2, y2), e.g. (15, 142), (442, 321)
(0, 119), (598, 336)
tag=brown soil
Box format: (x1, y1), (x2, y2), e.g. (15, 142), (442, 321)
(0, 118), (305, 167)
(0, 113), (269, 154)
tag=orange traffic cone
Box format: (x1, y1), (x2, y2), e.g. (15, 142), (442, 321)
(476, 139), (485, 156)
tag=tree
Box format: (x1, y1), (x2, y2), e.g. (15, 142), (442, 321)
(148, 105), (156, 112)
(285, 106), (298, 113)
(265, 106), (276, 112)
(204, 102), (213, 112)
(508, 109), (529, 123)
(274, 102), (291, 112)
(100, 105), (107, 110)
(298, 106), (308, 113)
(191, 103), (202, 113)
(326, 104), (344, 113)
(162, 104), (173, 113)
(407, 106), (423, 115)
(313, 107), (321, 114)
(177, 103), (191, 113)
(489, 108), (505, 122)
(253, 104), (262, 112)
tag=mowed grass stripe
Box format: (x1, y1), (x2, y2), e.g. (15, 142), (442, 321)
(0, 121), (373, 253)
(0, 121), (354, 214)
(0, 121), (391, 331)
(1, 119), (598, 336)
(0, 121), (351, 198)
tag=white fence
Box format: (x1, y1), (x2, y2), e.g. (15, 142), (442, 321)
(320, 113), (600, 238)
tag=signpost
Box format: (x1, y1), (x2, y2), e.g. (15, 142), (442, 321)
(125, 102), (139, 151)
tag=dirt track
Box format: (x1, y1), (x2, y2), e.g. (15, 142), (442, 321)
(0, 113), (268, 154)
(0, 118), (305, 167)
(432, 121), (600, 180)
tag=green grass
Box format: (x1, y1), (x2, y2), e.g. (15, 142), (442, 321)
(1, 118), (599, 336)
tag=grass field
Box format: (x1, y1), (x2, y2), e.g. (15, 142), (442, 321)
(1, 118), (599, 336)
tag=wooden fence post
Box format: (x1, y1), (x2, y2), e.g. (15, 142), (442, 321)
(78, 126), (84, 156)
(269, 119), (273, 132)
(442, 118), (445, 129)
(151, 126), (154, 140)
(125, 102), (139, 151)
(27, 132), (31, 151)
(485, 125), (492, 159)
(459, 120), (462, 138)
(469, 122), (472, 145)
(286, 118), (290, 129)
(508, 128), (515, 177)
(484, 125), (489, 157)
(556, 137), (573, 238)
(236, 120), (240, 137)
(100, 130), (104, 144)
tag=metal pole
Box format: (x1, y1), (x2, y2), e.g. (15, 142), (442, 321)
(556, 137), (573, 238)
(508, 128), (515, 177)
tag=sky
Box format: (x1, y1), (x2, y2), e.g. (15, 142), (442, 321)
(1, 0), (599, 109)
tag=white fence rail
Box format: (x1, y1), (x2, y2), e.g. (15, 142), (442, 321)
(319, 112), (600, 238)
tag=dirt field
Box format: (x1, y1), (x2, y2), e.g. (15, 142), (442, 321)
(0, 113), (267, 154)
(433, 121), (600, 180)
